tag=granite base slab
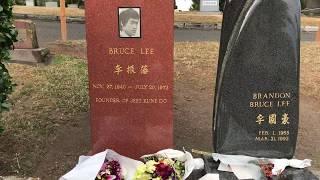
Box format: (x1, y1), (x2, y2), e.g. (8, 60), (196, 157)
(190, 156), (319, 180)
(10, 48), (50, 64)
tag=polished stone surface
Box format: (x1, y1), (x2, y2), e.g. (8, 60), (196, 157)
(213, 0), (301, 158)
(86, 1), (174, 158)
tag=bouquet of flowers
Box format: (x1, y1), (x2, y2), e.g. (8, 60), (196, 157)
(60, 149), (143, 180)
(134, 155), (185, 180)
(134, 149), (203, 180)
(259, 163), (275, 180)
(96, 160), (124, 180)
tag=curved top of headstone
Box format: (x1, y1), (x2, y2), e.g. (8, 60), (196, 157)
(213, 0), (301, 158)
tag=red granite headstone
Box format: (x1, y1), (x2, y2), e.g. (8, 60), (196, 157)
(86, 1), (174, 158)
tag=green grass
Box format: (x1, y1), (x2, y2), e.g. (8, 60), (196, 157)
(37, 55), (88, 114)
(0, 55), (88, 175)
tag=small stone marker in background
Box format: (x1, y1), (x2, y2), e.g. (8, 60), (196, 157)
(25, 0), (35, 7)
(11, 20), (50, 64)
(200, 0), (219, 12)
(45, 2), (58, 7)
(14, 20), (39, 49)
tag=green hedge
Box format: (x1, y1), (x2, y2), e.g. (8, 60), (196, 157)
(190, 0), (200, 10)
(0, 0), (17, 132)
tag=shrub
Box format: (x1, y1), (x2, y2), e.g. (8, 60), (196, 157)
(190, 0), (200, 11)
(0, 0), (18, 132)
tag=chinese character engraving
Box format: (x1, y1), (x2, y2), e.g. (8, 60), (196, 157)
(256, 114), (265, 125)
(114, 64), (123, 75)
(269, 113), (277, 125)
(127, 65), (136, 74)
(140, 65), (149, 75)
(281, 113), (290, 125)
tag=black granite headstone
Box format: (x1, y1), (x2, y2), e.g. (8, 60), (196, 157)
(213, 0), (300, 158)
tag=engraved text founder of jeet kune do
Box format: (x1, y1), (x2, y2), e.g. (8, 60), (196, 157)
(119, 8), (140, 37)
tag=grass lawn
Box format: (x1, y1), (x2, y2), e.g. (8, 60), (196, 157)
(0, 42), (319, 178)
(0, 56), (88, 175)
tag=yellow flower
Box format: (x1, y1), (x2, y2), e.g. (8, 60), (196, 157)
(145, 160), (157, 173)
(134, 164), (151, 180)
(134, 173), (152, 180)
(163, 158), (174, 166)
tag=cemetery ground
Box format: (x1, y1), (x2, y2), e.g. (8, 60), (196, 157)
(0, 42), (320, 179)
